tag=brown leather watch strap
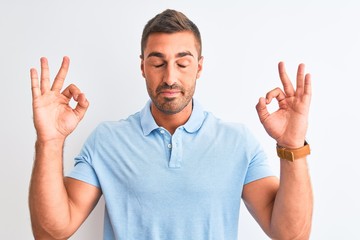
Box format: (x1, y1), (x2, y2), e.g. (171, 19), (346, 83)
(276, 141), (311, 161)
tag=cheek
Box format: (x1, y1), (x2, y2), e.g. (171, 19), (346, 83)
(144, 66), (163, 79)
(144, 74), (160, 92)
(183, 65), (199, 77)
(182, 69), (199, 84)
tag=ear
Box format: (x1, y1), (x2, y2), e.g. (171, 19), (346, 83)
(196, 56), (204, 79)
(140, 55), (145, 78)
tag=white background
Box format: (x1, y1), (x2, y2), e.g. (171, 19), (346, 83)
(1, 0), (359, 239)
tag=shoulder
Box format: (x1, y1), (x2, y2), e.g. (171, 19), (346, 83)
(96, 112), (141, 132)
(85, 112), (142, 143)
(203, 111), (250, 135)
(202, 111), (261, 147)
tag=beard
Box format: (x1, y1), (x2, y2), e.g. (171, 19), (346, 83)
(148, 82), (195, 115)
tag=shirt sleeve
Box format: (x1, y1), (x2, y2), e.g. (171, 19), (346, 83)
(243, 127), (276, 184)
(67, 128), (101, 188)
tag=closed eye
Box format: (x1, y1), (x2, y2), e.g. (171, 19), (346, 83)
(177, 58), (190, 68)
(177, 64), (187, 68)
(154, 63), (165, 68)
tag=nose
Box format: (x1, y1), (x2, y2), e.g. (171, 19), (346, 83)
(163, 64), (177, 86)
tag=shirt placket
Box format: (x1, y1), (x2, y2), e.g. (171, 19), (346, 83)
(158, 127), (183, 168)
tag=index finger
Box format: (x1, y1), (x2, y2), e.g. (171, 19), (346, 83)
(51, 56), (70, 92)
(278, 61), (295, 96)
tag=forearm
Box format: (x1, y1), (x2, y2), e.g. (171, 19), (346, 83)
(29, 140), (72, 239)
(31, 223), (67, 240)
(270, 158), (313, 239)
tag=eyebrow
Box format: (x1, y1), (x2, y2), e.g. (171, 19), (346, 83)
(147, 51), (194, 59)
(176, 51), (194, 58)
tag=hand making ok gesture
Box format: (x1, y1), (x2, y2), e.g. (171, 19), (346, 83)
(256, 62), (312, 149)
(30, 56), (89, 142)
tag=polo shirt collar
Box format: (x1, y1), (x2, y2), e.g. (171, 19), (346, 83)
(140, 99), (206, 136)
(183, 99), (206, 133)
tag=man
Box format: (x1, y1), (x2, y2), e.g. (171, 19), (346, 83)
(29, 9), (313, 240)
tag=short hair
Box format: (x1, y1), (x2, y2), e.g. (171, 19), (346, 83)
(141, 9), (202, 58)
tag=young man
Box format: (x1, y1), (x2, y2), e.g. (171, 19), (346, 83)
(29, 9), (313, 240)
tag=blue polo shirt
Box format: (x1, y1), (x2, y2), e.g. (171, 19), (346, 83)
(68, 99), (274, 240)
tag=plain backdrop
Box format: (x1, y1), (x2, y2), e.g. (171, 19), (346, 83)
(1, 0), (359, 239)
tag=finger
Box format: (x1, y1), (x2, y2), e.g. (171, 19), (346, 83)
(74, 93), (89, 121)
(61, 84), (81, 100)
(278, 61), (295, 96)
(265, 87), (286, 104)
(40, 57), (51, 94)
(30, 68), (41, 99)
(295, 63), (306, 96)
(255, 97), (270, 123)
(62, 85), (89, 120)
(304, 73), (312, 97)
(51, 56), (70, 92)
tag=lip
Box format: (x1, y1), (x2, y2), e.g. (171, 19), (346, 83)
(159, 90), (181, 97)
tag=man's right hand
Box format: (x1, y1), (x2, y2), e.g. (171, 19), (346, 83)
(29, 57), (100, 239)
(30, 56), (89, 142)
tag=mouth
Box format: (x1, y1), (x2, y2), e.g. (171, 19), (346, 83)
(159, 90), (181, 98)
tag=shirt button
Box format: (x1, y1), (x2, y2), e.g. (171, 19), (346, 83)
(167, 143), (172, 149)
(160, 130), (165, 134)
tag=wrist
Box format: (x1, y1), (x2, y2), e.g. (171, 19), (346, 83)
(34, 139), (65, 165)
(276, 139), (306, 149)
(276, 141), (310, 161)
(35, 138), (65, 149)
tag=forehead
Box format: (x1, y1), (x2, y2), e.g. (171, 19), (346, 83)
(144, 31), (199, 58)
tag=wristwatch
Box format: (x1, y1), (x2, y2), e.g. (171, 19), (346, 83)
(276, 141), (311, 161)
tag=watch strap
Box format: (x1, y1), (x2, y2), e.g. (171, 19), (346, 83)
(276, 141), (310, 161)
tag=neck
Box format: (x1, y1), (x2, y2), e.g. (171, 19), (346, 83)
(151, 100), (193, 135)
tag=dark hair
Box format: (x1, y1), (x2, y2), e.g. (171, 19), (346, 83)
(141, 9), (202, 58)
